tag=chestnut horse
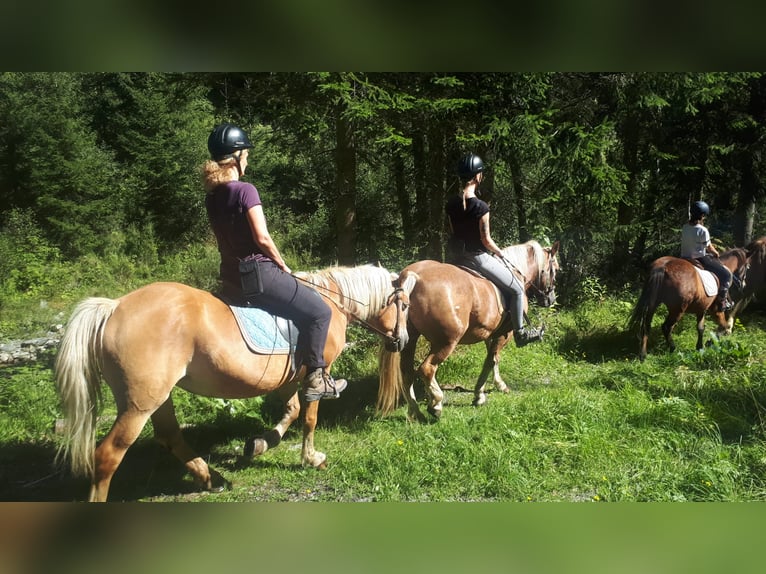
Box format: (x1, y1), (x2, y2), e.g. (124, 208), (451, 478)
(377, 240), (560, 422)
(54, 264), (410, 502)
(727, 236), (766, 331)
(628, 249), (750, 361)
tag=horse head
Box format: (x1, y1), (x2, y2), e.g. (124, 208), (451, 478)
(378, 272), (413, 353)
(531, 240), (560, 307)
(721, 247), (751, 300)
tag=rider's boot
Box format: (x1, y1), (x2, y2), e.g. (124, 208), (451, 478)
(303, 368), (348, 402)
(718, 292), (734, 312)
(514, 325), (544, 348)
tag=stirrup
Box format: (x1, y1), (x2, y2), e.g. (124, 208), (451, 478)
(304, 370), (348, 402)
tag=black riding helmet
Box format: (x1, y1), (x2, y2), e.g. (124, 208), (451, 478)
(690, 200), (710, 220)
(208, 123), (254, 161)
(457, 153), (485, 180)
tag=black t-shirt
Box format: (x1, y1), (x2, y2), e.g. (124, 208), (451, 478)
(445, 195), (490, 253)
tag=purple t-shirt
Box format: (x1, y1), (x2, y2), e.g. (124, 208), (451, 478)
(205, 180), (268, 287)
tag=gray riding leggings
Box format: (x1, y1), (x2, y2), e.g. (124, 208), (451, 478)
(459, 251), (526, 331)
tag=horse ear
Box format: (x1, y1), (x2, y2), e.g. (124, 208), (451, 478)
(550, 240), (560, 256)
(390, 272), (399, 282)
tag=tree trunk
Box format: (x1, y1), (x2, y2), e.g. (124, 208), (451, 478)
(734, 156), (757, 246)
(507, 148), (528, 242)
(392, 152), (413, 251)
(425, 123), (446, 260)
(335, 113), (356, 265)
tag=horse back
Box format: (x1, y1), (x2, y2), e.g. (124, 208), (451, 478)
(402, 260), (503, 342)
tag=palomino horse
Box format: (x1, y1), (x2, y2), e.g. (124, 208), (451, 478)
(628, 249), (750, 361)
(377, 240), (560, 422)
(727, 236), (766, 331)
(54, 264), (410, 502)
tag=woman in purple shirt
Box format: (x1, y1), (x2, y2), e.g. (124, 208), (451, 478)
(202, 123), (346, 401)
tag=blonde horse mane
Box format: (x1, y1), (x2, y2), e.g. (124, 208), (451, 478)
(295, 264), (396, 321)
(500, 240), (545, 284)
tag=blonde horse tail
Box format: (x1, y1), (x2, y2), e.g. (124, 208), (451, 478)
(376, 346), (403, 415)
(375, 269), (418, 415)
(54, 297), (118, 479)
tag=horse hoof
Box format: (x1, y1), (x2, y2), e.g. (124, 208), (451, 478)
(206, 470), (232, 493)
(303, 451), (327, 469)
(244, 430), (282, 458)
(472, 394), (487, 407)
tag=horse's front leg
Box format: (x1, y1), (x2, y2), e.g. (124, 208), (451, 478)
(473, 340), (498, 407)
(301, 400), (326, 468)
(244, 380), (300, 459)
(492, 336), (511, 393)
(695, 312), (707, 350)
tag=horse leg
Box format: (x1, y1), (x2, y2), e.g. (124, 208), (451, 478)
(695, 312), (707, 350)
(401, 332), (427, 423)
(301, 399), (326, 469)
(419, 342), (457, 419)
(492, 337), (511, 393)
(243, 380), (301, 459)
(638, 309), (655, 362)
(473, 340), (498, 407)
(662, 309), (683, 353)
(151, 397), (230, 493)
(89, 410), (153, 502)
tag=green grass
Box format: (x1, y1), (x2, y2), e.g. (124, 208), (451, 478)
(2, 292), (766, 502)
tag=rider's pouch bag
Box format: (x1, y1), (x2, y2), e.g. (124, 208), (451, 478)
(239, 258), (263, 298)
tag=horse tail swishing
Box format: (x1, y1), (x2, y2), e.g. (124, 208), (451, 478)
(54, 297), (118, 479)
(628, 263), (665, 351)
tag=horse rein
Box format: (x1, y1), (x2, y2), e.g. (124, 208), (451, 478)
(499, 252), (556, 300)
(293, 274), (406, 344)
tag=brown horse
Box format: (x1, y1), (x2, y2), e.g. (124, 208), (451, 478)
(727, 236), (766, 331)
(54, 264), (411, 502)
(628, 249), (750, 361)
(377, 240), (560, 422)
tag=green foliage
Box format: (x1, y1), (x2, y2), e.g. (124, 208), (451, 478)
(0, 209), (62, 299)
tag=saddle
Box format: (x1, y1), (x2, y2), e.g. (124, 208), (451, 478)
(682, 259), (718, 297)
(217, 294), (300, 358)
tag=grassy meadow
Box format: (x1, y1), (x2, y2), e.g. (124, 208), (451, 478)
(2, 279), (766, 503)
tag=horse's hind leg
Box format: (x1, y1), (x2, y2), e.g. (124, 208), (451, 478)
(151, 396), (230, 493)
(420, 342), (457, 419)
(473, 339), (501, 407)
(244, 381), (300, 459)
(695, 312), (707, 350)
(662, 308), (683, 353)
(89, 410), (152, 502)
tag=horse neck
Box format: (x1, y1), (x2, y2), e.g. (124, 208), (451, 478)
(721, 249), (746, 271)
(306, 266), (390, 321)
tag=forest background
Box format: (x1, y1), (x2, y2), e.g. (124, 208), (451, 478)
(2, 72), (766, 324)
(4, 72), (766, 570)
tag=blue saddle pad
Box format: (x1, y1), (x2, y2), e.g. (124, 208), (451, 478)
(227, 304), (299, 355)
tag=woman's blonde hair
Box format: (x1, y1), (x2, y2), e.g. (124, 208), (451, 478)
(202, 158), (238, 192)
